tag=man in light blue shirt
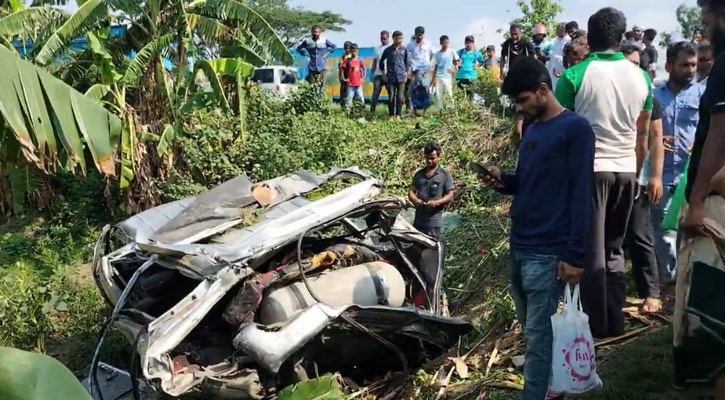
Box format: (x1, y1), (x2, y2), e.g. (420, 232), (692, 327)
(431, 35), (460, 111)
(651, 41), (704, 284)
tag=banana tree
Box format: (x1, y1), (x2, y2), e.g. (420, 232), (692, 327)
(0, 4), (65, 52)
(2, 0), (292, 211)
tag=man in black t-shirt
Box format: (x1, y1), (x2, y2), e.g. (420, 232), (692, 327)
(500, 23), (535, 79)
(641, 28), (659, 78)
(408, 143), (454, 239)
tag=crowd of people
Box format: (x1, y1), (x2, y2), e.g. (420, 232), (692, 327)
(298, 2), (725, 399)
(297, 25), (500, 116)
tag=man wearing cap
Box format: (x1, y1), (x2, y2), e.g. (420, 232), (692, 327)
(406, 26), (435, 114)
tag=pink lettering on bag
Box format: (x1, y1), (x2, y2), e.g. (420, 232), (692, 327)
(563, 336), (596, 382)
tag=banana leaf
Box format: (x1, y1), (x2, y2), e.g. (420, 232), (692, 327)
(189, 0), (293, 65)
(34, 0), (108, 65)
(193, 59), (231, 112)
(0, 45), (121, 175)
(0, 7), (62, 39)
(0, 346), (93, 400)
(207, 57), (255, 78)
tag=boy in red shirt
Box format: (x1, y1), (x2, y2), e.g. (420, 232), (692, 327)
(342, 43), (366, 107)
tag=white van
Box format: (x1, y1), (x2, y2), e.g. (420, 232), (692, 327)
(251, 66), (299, 97)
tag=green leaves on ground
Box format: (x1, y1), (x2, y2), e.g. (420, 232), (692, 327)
(278, 374), (345, 400)
(0, 346), (92, 400)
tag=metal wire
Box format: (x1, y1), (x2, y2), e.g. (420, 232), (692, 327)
(89, 256), (156, 400)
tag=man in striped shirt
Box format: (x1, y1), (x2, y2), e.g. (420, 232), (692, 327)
(556, 7), (654, 339)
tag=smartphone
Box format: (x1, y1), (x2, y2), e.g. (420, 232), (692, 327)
(471, 162), (504, 185)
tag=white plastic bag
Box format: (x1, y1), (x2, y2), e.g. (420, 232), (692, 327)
(547, 284), (603, 398)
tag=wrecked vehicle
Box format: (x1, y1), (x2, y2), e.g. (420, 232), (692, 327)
(92, 168), (472, 398)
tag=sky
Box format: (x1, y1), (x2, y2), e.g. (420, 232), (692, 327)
(289, 0), (699, 52)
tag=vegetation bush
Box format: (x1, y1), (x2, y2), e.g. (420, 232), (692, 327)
(472, 67), (511, 117)
(0, 172), (127, 371)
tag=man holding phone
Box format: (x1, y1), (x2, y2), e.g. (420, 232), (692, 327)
(479, 57), (595, 400)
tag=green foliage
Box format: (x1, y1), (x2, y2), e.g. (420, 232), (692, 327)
(278, 374), (346, 400)
(0, 346), (92, 400)
(661, 5), (702, 47)
(473, 68), (508, 117)
(675, 4), (702, 41)
(156, 109), (244, 201)
(510, 0), (563, 39)
(34, 0), (108, 66)
(249, 0), (351, 47)
(0, 172), (127, 371)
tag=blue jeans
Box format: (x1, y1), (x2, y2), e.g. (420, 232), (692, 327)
(651, 186), (679, 283)
(346, 86), (364, 107)
(510, 247), (564, 400)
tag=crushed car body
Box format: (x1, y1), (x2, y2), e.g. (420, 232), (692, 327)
(93, 167), (473, 398)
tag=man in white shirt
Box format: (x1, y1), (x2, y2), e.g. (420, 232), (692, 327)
(405, 26), (434, 114)
(431, 35), (460, 111)
(546, 23), (571, 90)
(371, 30), (390, 114)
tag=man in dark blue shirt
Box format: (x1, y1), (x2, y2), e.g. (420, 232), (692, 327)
(481, 57), (595, 400)
(379, 31), (411, 117)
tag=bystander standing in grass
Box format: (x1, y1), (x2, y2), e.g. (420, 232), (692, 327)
(481, 57), (595, 400)
(556, 7), (654, 339)
(431, 35), (459, 111)
(500, 23), (535, 79)
(620, 43), (666, 315)
(406, 26), (434, 115)
(297, 25), (336, 90)
(380, 31), (411, 118)
(456, 36), (485, 99)
(483, 45), (501, 80)
(371, 30), (391, 115)
(408, 143), (454, 239)
(338, 41), (352, 109)
(341, 43), (366, 109)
